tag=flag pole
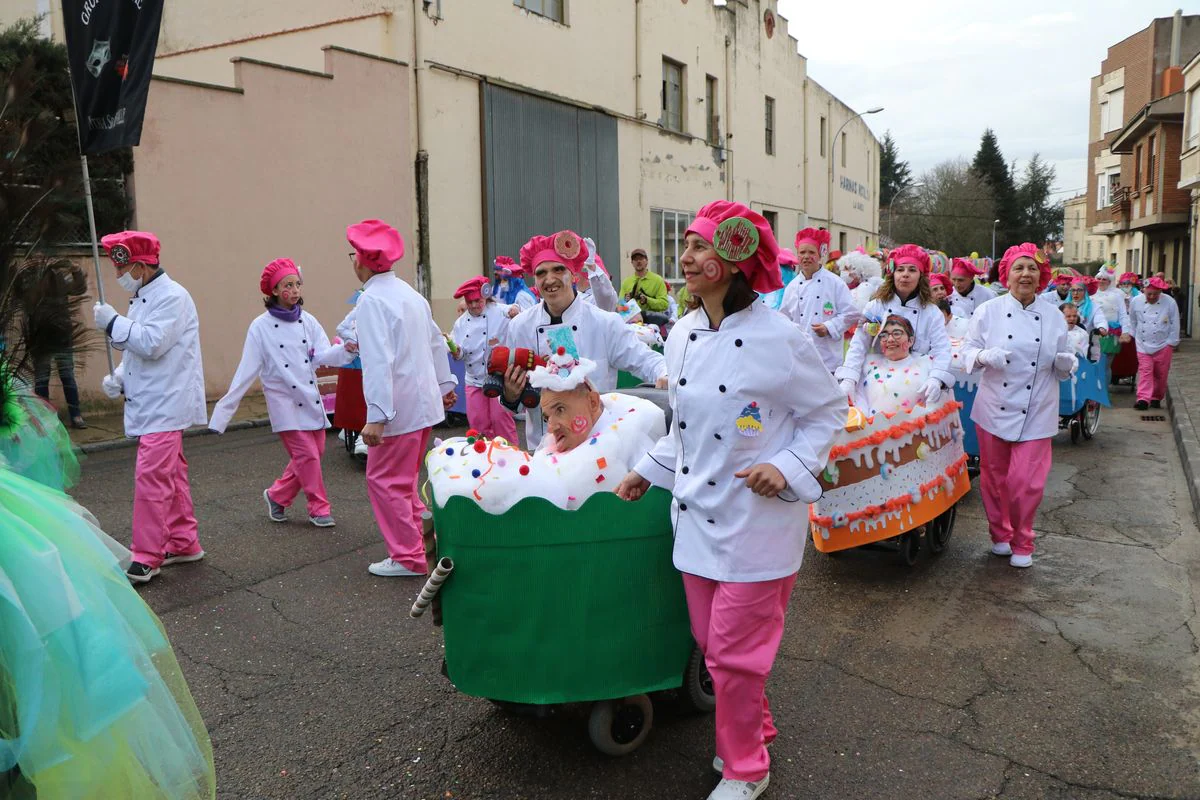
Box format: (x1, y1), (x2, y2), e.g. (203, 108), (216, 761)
(80, 153), (116, 374)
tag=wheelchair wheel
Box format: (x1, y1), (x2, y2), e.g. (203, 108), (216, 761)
(1069, 416), (1081, 444)
(897, 530), (920, 566)
(926, 503), (957, 555)
(588, 695), (653, 756)
(1082, 401), (1100, 439)
(681, 645), (716, 714)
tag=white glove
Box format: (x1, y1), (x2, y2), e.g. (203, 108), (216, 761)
(921, 378), (942, 405)
(1054, 352), (1079, 375)
(101, 372), (123, 399)
(838, 378), (857, 399)
(583, 236), (598, 268)
(976, 348), (1010, 370)
(93, 302), (118, 331)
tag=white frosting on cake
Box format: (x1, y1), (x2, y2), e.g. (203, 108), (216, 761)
(854, 353), (932, 417)
(426, 392), (667, 514)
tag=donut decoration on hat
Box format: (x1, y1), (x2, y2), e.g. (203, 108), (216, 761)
(713, 217), (760, 263)
(109, 244), (131, 266)
(553, 230), (583, 262)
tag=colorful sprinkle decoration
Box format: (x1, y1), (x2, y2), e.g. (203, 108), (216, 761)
(519, 465), (530, 476)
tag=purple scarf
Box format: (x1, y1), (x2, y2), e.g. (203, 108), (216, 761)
(267, 303), (302, 322)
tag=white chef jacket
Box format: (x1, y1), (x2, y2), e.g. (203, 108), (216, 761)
(107, 272), (208, 438)
(950, 283), (997, 318)
(778, 268), (859, 372)
(578, 266), (619, 313)
(209, 310), (352, 434)
(1094, 287), (1131, 332)
(836, 294), (954, 388)
(1129, 292), (1180, 355)
(1075, 301), (1108, 334)
(450, 302), (512, 388)
(504, 294), (667, 450)
(962, 293), (1072, 442)
(356, 272), (458, 437)
(634, 301), (845, 582)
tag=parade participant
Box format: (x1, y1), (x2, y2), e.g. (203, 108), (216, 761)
(620, 247), (671, 325)
(615, 201), (844, 800)
(450, 275), (519, 443)
(1067, 277), (1109, 335)
(848, 315), (936, 417)
(209, 258), (354, 527)
(1060, 303), (1090, 357)
(835, 244), (953, 407)
(575, 236), (619, 312)
(962, 243), (1073, 568)
(938, 297), (970, 340)
(348, 219), (458, 577)
(929, 271), (952, 303)
(838, 248), (884, 310)
(93, 231), (207, 585)
(501, 230), (667, 451)
(779, 227), (858, 372)
(949, 256), (996, 317)
(1118, 271), (1142, 301)
(757, 247), (798, 311)
(491, 257), (538, 309)
(1093, 267), (1131, 335)
(1044, 274), (1072, 302)
(1129, 276), (1180, 410)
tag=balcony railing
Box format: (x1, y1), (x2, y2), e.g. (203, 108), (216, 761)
(1109, 186), (1130, 227)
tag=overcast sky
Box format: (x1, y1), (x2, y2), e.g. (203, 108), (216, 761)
(776, 0), (1192, 202)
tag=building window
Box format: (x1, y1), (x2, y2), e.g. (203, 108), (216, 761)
(1134, 144), (1142, 189)
(763, 210), (778, 237)
(764, 96), (775, 155)
(650, 208), (692, 281)
(706, 75), (719, 146)
(1074, 241), (1079, 259)
(1085, 241), (1091, 259)
(819, 116), (827, 157)
(661, 58), (685, 133)
(513, 0), (564, 23)
(838, 231), (847, 253)
(1188, 88), (1200, 147)
(1147, 134), (1156, 188)
(1100, 88), (1124, 134)
(840, 131), (847, 167)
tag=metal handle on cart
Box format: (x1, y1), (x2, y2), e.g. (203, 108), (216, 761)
(410, 557), (454, 618)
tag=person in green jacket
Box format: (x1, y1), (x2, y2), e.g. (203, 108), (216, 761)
(620, 248), (670, 324)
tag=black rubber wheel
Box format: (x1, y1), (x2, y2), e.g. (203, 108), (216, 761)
(1069, 417), (1081, 444)
(681, 646), (716, 714)
(1082, 401), (1100, 439)
(925, 504), (957, 555)
(588, 695), (653, 756)
(898, 530), (920, 566)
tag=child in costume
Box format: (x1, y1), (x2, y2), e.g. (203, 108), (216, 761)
(209, 258), (355, 527)
(1060, 304), (1090, 358)
(850, 315), (934, 417)
(450, 275), (520, 443)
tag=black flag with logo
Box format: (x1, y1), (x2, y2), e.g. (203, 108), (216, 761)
(61, 0), (164, 154)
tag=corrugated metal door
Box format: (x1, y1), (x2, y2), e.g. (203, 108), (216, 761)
(482, 83), (621, 283)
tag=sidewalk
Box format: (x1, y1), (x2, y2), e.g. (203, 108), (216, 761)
(1167, 341), (1200, 521)
(65, 392), (271, 453)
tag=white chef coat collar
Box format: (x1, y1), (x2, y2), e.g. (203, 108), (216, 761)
(896, 290), (921, 307)
(795, 268), (824, 284)
(538, 293), (582, 323)
(1000, 291), (1040, 312)
(132, 269), (171, 300)
(694, 298), (757, 331)
(362, 272), (398, 290)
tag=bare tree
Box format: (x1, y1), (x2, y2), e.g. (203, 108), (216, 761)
(889, 159), (998, 255)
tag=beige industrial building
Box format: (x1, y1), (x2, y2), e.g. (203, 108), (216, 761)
(1061, 194), (1110, 265)
(8, 1), (880, 396)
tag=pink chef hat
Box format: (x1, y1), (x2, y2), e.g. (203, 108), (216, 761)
(1118, 271), (1141, 286)
(260, 258), (300, 296)
(950, 257), (984, 277)
(686, 201), (782, 294)
(453, 275), (489, 300)
(888, 244), (931, 275)
(519, 230), (589, 276)
(777, 247), (799, 267)
(794, 227), (831, 252)
(998, 243), (1052, 291)
(1147, 276), (1170, 290)
(347, 219), (405, 272)
(494, 255), (521, 276)
(928, 272), (952, 293)
(100, 230), (160, 267)
(1070, 275), (1099, 296)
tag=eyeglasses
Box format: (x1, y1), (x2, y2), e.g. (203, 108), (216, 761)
(880, 330), (910, 340)
(348, 252), (357, 262)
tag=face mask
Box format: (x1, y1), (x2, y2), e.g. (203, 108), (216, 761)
(499, 280), (509, 293)
(117, 271), (142, 293)
(1120, 285), (1132, 296)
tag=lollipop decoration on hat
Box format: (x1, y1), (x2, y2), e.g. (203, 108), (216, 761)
(109, 244), (131, 266)
(553, 230), (584, 263)
(714, 216), (760, 263)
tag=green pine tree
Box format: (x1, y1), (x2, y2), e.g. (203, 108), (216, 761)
(970, 129), (1019, 248)
(879, 130), (911, 208)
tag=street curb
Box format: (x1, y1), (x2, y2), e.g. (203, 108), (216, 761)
(78, 417), (273, 454)
(1166, 373), (1200, 525)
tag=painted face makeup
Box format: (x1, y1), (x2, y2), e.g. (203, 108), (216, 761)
(701, 258), (724, 282)
(570, 415), (589, 434)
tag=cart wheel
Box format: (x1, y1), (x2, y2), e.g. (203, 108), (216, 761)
(1069, 417), (1081, 444)
(681, 646), (716, 714)
(1082, 401), (1100, 439)
(345, 430), (357, 454)
(898, 531), (920, 566)
(588, 695), (653, 756)
(925, 504), (957, 555)
(966, 455), (980, 479)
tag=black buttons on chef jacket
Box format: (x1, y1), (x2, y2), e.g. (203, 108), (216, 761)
(1003, 382), (1008, 387)
(1030, 362), (1035, 367)
(718, 385), (726, 392)
(1008, 334), (1013, 339)
(1007, 313), (1012, 318)
(279, 344), (284, 348)
(1035, 338), (1039, 342)
(680, 503), (688, 511)
(572, 325), (578, 331)
(679, 378), (687, 386)
(735, 339), (743, 347)
(1001, 406), (1006, 410)
(1021, 409), (1027, 414)
(682, 466), (690, 474)
(714, 433), (722, 440)
(274, 323), (279, 328)
(708, 480), (716, 486)
(1026, 385), (1031, 390)
(538, 327), (545, 334)
(679, 422), (687, 429)
(690, 333), (697, 341)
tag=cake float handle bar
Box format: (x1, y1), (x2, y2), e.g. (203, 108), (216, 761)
(411, 557), (454, 618)
(419, 511), (445, 625)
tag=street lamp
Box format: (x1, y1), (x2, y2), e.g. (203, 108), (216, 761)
(885, 181), (926, 243)
(829, 106), (884, 245)
(991, 219), (1000, 262)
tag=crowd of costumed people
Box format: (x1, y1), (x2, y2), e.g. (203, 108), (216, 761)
(26, 202), (1175, 800)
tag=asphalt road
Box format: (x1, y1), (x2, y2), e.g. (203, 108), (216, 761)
(70, 404), (1200, 800)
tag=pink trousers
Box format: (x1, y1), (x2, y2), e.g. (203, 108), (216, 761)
(267, 429), (330, 516)
(683, 571), (798, 783)
(977, 428), (1053, 557)
(366, 427), (431, 573)
(465, 386), (518, 443)
(132, 430), (200, 568)
(1136, 348), (1172, 403)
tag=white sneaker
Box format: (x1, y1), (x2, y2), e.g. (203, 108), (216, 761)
(707, 773), (769, 800)
(353, 436), (369, 459)
(368, 558), (425, 577)
(1009, 553), (1033, 568)
(990, 542), (1012, 556)
(712, 755), (724, 775)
